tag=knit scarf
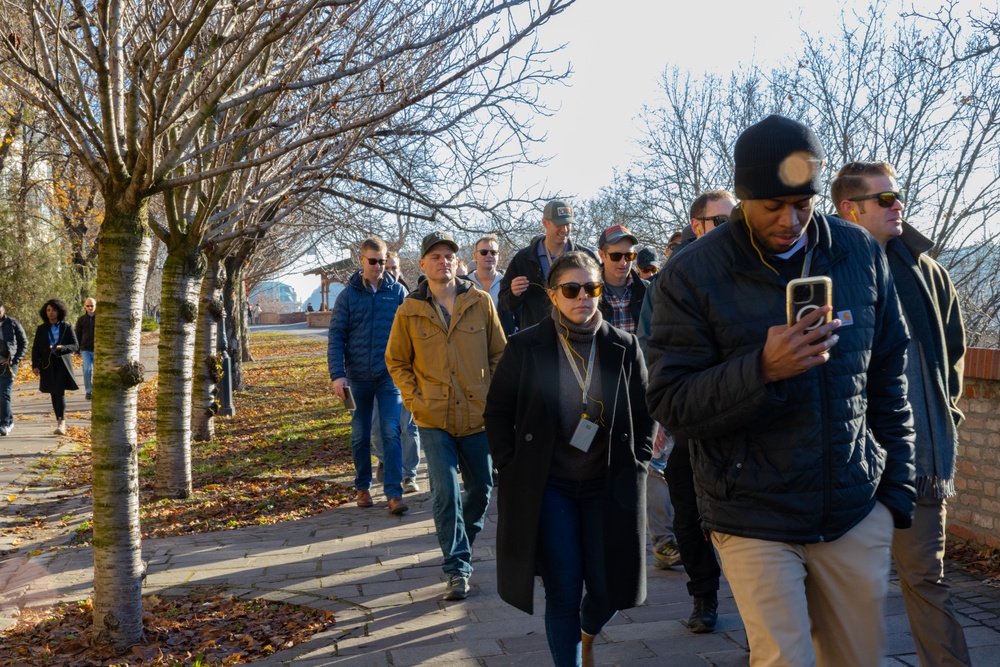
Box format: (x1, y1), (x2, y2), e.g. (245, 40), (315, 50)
(551, 307), (602, 342)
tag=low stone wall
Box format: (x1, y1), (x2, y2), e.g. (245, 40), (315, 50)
(950, 348), (1000, 547)
(258, 312), (308, 325)
(307, 311), (332, 328)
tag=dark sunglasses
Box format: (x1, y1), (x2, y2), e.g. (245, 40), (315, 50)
(606, 251), (637, 262)
(365, 257), (386, 266)
(478, 249), (498, 256)
(695, 215), (729, 226)
(848, 191), (905, 208)
(553, 282), (603, 298)
(666, 242), (681, 251)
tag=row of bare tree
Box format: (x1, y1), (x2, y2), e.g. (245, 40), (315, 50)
(572, 3), (1000, 345)
(0, 0), (576, 647)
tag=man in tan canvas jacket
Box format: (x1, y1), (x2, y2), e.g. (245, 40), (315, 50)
(386, 230), (506, 601)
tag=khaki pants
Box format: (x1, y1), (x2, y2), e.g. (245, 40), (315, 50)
(713, 503), (893, 667)
(892, 496), (971, 667)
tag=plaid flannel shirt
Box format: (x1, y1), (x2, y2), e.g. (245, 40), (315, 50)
(603, 274), (635, 334)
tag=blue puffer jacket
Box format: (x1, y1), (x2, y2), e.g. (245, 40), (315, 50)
(328, 271), (406, 382)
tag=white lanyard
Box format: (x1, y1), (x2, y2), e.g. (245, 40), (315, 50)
(558, 335), (596, 417)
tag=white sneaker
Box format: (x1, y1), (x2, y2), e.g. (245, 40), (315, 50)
(54, 420), (66, 435)
(402, 478), (420, 494)
(0, 425), (7, 436)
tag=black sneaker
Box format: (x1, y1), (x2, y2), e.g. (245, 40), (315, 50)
(443, 574), (470, 601)
(86, 393), (92, 400)
(688, 594), (718, 633)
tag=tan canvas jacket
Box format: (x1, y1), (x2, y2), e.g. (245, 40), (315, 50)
(386, 279), (506, 437)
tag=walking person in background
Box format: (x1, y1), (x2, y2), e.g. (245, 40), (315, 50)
(485, 251), (654, 667)
(74, 297), (96, 400)
(31, 299), (79, 436)
(833, 160), (971, 667)
(0, 301), (27, 436)
(499, 199), (599, 331)
(467, 233), (516, 336)
(328, 237), (409, 515)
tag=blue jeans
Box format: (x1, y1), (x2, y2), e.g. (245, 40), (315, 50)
(371, 402), (421, 479)
(418, 427), (493, 577)
(0, 363), (14, 427)
(81, 351), (94, 394)
(348, 377), (403, 498)
(537, 477), (617, 667)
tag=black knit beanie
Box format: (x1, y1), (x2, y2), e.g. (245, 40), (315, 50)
(733, 115), (825, 201)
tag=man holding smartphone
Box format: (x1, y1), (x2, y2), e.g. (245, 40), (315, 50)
(646, 115), (915, 666)
(834, 161), (970, 667)
(328, 237), (409, 515)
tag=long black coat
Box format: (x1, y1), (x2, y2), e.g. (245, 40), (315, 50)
(32, 323), (79, 394)
(484, 318), (655, 615)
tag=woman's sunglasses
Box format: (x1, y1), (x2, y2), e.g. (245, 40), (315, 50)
(848, 191), (905, 208)
(552, 282), (603, 298)
(478, 249), (498, 256)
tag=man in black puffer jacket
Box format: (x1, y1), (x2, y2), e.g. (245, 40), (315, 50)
(646, 115), (915, 667)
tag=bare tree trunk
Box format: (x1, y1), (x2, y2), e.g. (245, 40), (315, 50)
(153, 244), (206, 498)
(91, 193), (152, 646)
(192, 258), (223, 442)
(223, 254), (249, 391)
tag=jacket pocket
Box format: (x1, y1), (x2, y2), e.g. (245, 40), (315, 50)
(694, 436), (748, 501)
(465, 383), (489, 429)
(411, 382), (450, 427)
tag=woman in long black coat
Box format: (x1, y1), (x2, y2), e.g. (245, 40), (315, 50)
(31, 298), (79, 435)
(484, 251), (655, 667)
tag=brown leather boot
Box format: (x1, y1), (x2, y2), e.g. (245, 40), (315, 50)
(581, 631), (595, 667)
(355, 489), (373, 507)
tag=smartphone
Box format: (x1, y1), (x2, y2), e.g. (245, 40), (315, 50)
(343, 385), (356, 412)
(786, 276), (833, 331)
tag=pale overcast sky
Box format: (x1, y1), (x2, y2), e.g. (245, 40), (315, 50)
(280, 0), (985, 302)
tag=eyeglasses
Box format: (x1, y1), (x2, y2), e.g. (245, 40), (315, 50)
(553, 282), (604, 299)
(694, 215), (729, 226)
(666, 242), (680, 252)
(364, 257), (386, 266)
(605, 251), (637, 262)
(848, 191), (905, 208)
(478, 249), (498, 256)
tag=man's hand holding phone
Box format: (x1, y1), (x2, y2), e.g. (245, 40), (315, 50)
(760, 305), (841, 383)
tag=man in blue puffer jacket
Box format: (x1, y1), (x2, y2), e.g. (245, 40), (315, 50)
(328, 237), (409, 515)
(646, 115), (915, 666)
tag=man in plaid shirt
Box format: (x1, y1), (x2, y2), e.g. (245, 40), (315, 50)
(596, 224), (648, 335)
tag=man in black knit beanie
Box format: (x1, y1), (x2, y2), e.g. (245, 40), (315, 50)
(646, 114), (916, 666)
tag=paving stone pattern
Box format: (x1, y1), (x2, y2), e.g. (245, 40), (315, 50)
(3, 325), (1000, 665)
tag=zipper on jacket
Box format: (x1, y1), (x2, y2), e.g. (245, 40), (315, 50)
(819, 364), (832, 537)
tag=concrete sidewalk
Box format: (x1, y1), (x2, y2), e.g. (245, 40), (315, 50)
(3, 332), (1000, 664)
(5, 464), (1000, 666)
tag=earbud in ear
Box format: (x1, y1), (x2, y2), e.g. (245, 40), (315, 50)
(850, 210), (858, 222)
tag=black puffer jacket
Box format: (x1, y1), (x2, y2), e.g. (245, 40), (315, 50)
(646, 208), (915, 543)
